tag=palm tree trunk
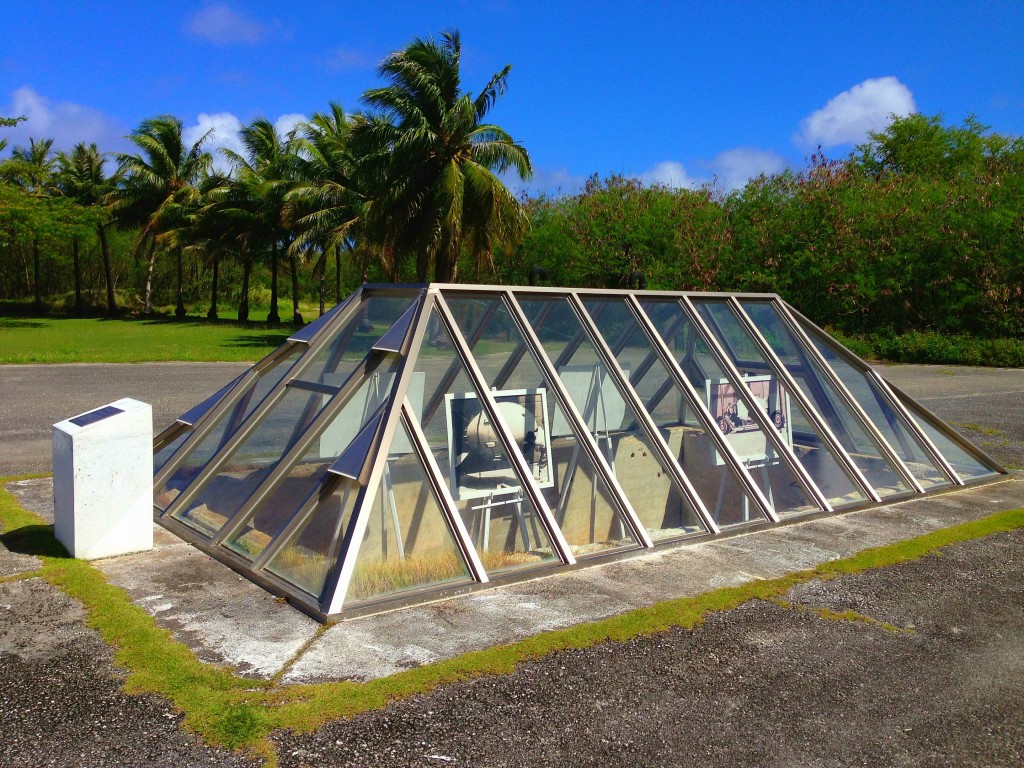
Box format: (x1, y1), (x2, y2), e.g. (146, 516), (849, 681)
(143, 236), (157, 315)
(98, 223), (117, 317)
(290, 252), (303, 324)
(238, 250), (251, 322)
(32, 239), (42, 314)
(267, 242), (280, 324)
(71, 238), (84, 315)
(335, 244), (343, 301)
(175, 247), (186, 318)
(207, 253), (219, 319)
(314, 251), (326, 316)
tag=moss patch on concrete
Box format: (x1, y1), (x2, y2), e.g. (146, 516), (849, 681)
(2, 474), (1022, 766)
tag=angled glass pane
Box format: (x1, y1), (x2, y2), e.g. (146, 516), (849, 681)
(412, 305), (560, 573)
(446, 293), (667, 549)
(224, 353), (403, 561)
(265, 477), (360, 598)
(642, 299), (869, 510)
(342, 417), (475, 605)
(585, 297), (817, 522)
(172, 385), (330, 538)
(155, 346), (304, 510)
(154, 430), (189, 474)
(520, 296), (744, 531)
(792, 316), (952, 490)
(294, 294), (416, 389)
(894, 394), (1001, 482)
(735, 301), (911, 497)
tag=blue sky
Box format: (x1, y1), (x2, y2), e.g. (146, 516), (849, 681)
(2, 1), (1022, 194)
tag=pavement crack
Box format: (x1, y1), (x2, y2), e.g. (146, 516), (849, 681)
(270, 622), (334, 687)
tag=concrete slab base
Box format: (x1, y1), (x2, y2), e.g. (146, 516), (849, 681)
(5, 475), (1024, 684)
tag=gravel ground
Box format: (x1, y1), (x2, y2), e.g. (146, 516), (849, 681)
(272, 529), (1024, 768)
(0, 578), (260, 768)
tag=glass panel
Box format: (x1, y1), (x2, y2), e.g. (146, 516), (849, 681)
(412, 305), (560, 573)
(446, 293), (648, 553)
(154, 429), (189, 474)
(585, 297), (817, 523)
(224, 354), (403, 561)
(266, 477), (360, 598)
(155, 346), (304, 510)
(794, 317), (951, 490)
(896, 395), (1000, 482)
(642, 299), (869, 510)
(343, 417), (474, 604)
(521, 297), (736, 531)
(737, 301), (911, 498)
(172, 385), (329, 538)
(295, 295), (415, 388)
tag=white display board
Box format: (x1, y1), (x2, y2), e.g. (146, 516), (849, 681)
(52, 397), (153, 560)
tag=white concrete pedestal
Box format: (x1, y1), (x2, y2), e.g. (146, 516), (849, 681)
(52, 398), (153, 560)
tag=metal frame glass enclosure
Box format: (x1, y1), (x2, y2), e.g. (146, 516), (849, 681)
(152, 285), (1006, 620)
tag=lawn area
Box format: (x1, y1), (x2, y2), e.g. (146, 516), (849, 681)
(0, 316), (294, 364)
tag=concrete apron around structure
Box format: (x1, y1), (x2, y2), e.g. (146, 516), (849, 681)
(6, 474), (1024, 683)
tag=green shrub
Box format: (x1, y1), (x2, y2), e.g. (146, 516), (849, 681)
(830, 329), (1024, 368)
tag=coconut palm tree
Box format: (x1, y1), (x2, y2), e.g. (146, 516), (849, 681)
(287, 102), (365, 310)
(56, 143), (117, 316)
(354, 30), (533, 282)
(221, 118), (298, 323)
(110, 115), (212, 315)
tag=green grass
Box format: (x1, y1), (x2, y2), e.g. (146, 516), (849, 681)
(2, 473), (1022, 766)
(0, 316), (293, 364)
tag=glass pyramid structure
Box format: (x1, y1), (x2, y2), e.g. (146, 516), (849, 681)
(152, 285), (1005, 620)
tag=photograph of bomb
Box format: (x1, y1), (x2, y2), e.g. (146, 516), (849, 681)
(445, 389), (553, 500)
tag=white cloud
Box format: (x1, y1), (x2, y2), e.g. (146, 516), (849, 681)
(638, 160), (702, 190)
(796, 76), (916, 148)
(184, 4), (282, 45)
(184, 112), (244, 172)
(183, 111), (309, 172)
(1, 86), (127, 156)
(274, 113), (306, 139)
(705, 147), (788, 190)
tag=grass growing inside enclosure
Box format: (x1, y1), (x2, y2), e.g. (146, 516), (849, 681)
(2, 473), (1022, 766)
